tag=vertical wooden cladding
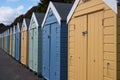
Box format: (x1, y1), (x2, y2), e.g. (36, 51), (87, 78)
(21, 21), (29, 66)
(12, 26), (16, 58)
(117, 7), (120, 80)
(42, 2), (71, 80)
(68, 0), (118, 80)
(28, 13), (45, 74)
(4, 35), (6, 51)
(10, 28), (13, 55)
(68, 15), (87, 80)
(10, 35), (12, 55)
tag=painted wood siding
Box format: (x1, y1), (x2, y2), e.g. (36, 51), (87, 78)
(21, 31), (28, 66)
(15, 33), (21, 61)
(10, 35), (12, 55)
(42, 8), (68, 80)
(4, 37), (6, 51)
(12, 34), (15, 57)
(117, 7), (120, 80)
(68, 0), (117, 80)
(29, 20), (40, 73)
(6, 36), (10, 53)
(60, 22), (68, 80)
(38, 28), (42, 75)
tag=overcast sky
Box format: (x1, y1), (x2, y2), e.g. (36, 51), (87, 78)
(0, 0), (40, 25)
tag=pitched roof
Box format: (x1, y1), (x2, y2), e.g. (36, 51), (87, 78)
(52, 2), (72, 21)
(67, 0), (118, 23)
(34, 12), (45, 26)
(25, 18), (30, 29)
(42, 1), (72, 27)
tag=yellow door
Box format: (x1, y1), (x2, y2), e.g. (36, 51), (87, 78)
(68, 11), (103, 80)
(87, 11), (103, 80)
(23, 31), (28, 65)
(21, 31), (28, 66)
(10, 35), (12, 55)
(68, 15), (87, 80)
(21, 31), (24, 64)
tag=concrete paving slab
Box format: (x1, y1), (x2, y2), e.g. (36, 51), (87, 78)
(0, 48), (43, 80)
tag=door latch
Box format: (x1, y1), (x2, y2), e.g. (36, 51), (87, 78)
(82, 31), (87, 36)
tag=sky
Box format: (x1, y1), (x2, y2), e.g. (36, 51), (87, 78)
(0, 0), (40, 25)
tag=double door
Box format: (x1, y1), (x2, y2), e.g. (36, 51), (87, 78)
(68, 11), (103, 80)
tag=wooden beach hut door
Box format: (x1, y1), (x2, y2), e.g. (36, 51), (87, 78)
(29, 29), (34, 70)
(42, 25), (50, 79)
(68, 11), (103, 80)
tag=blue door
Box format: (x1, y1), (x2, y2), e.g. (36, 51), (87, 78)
(7, 36), (10, 54)
(15, 33), (21, 61)
(50, 23), (57, 80)
(42, 25), (50, 79)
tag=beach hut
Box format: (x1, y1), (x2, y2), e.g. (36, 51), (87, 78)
(28, 12), (45, 74)
(1, 33), (4, 49)
(41, 2), (72, 80)
(67, 0), (120, 80)
(2, 33), (4, 50)
(21, 18), (30, 66)
(10, 27), (13, 55)
(15, 23), (22, 61)
(12, 25), (16, 58)
(6, 29), (10, 54)
(4, 31), (7, 51)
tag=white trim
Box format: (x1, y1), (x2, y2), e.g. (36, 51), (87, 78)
(67, 0), (118, 23)
(29, 12), (39, 30)
(67, 0), (80, 23)
(16, 23), (21, 33)
(103, 0), (117, 13)
(13, 25), (16, 34)
(22, 18), (27, 31)
(41, 1), (61, 28)
(33, 12), (39, 28)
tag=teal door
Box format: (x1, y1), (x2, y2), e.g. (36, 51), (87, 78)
(12, 34), (15, 57)
(33, 28), (38, 72)
(29, 29), (34, 70)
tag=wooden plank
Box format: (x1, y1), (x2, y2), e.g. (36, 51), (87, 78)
(118, 53), (120, 61)
(117, 61), (120, 70)
(104, 60), (115, 70)
(117, 36), (120, 43)
(104, 27), (114, 35)
(104, 18), (114, 27)
(104, 44), (115, 52)
(117, 71), (120, 79)
(117, 27), (120, 34)
(104, 10), (115, 18)
(104, 69), (115, 79)
(75, 0), (103, 12)
(104, 52), (116, 61)
(104, 77), (113, 80)
(104, 35), (114, 43)
(117, 18), (120, 25)
(118, 6), (120, 17)
(74, 3), (104, 17)
(117, 44), (120, 52)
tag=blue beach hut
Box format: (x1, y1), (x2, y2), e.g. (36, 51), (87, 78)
(41, 2), (72, 80)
